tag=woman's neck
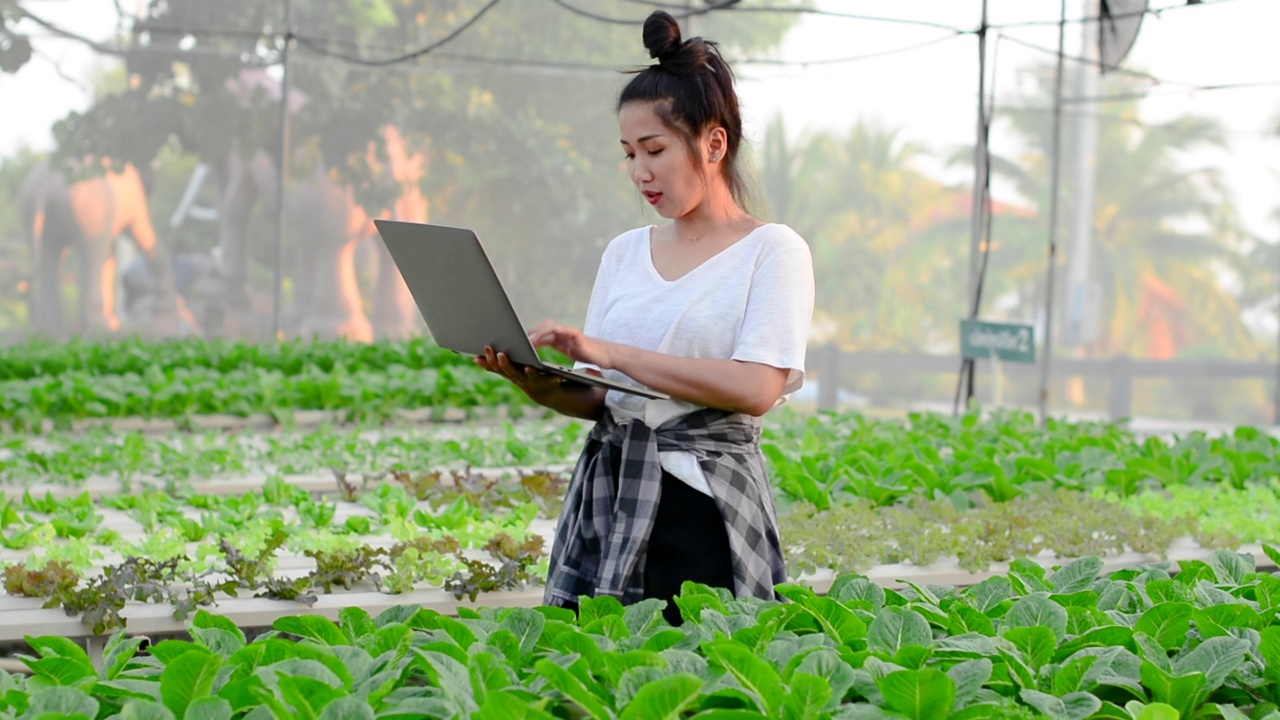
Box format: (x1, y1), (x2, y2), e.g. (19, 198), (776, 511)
(672, 185), (751, 243)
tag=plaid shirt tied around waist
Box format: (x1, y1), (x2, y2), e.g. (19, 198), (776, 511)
(543, 407), (788, 607)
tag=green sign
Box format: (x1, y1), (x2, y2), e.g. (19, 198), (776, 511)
(960, 319), (1035, 363)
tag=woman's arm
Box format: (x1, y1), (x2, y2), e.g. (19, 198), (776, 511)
(526, 322), (787, 417)
(476, 347), (606, 421)
(609, 344), (788, 417)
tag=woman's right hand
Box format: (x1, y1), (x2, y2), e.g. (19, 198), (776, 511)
(474, 346), (566, 406)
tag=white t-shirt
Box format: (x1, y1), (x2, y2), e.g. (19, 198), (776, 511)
(574, 223), (815, 495)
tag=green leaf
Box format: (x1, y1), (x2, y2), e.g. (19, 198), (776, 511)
(26, 657), (97, 686)
(417, 650), (479, 716)
(705, 641), (786, 717)
(1018, 689), (1101, 720)
(779, 672), (832, 720)
(101, 634), (146, 681)
(316, 697), (376, 720)
(469, 651), (514, 706)
(1214, 703), (1253, 720)
(946, 659), (992, 709)
(1002, 626), (1056, 672)
(867, 607), (932, 657)
(1002, 594), (1068, 642)
(828, 576), (886, 610)
(193, 610), (247, 646)
(183, 697), (233, 720)
(26, 687), (101, 719)
(1207, 550), (1253, 585)
(474, 689), (559, 719)
(877, 668), (955, 720)
(578, 594), (626, 626)
(338, 608), (377, 643)
(274, 616), (348, 646)
(619, 673), (702, 720)
(498, 608), (545, 658)
(160, 650), (223, 719)
(533, 658), (614, 720)
(279, 675), (346, 719)
(1139, 661), (1205, 717)
(947, 606), (996, 637)
(964, 576), (1012, 614)
(799, 597), (867, 647)
(120, 700), (178, 720)
(795, 650), (856, 708)
(622, 599), (666, 637)
(1259, 627), (1280, 684)
(1170, 636), (1248, 692)
(1048, 557), (1104, 595)
(190, 628), (244, 659)
(1134, 703), (1181, 720)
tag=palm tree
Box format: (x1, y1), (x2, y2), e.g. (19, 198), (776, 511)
(990, 66), (1256, 361)
(759, 116), (963, 351)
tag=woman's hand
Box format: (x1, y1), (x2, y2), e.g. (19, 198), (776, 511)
(474, 346), (566, 405)
(527, 321), (615, 370)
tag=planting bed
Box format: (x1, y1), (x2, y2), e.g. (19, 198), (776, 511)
(9, 554), (1280, 719)
(5, 338), (1280, 717)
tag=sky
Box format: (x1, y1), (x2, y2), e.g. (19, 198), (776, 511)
(2, 0), (1277, 241)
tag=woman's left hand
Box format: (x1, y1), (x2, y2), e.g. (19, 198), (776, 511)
(528, 321), (616, 369)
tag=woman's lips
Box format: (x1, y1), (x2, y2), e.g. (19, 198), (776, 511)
(644, 191), (662, 205)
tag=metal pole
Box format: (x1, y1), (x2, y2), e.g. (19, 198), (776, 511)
(959, 0), (989, 414)
(1039, 0), (1069, 428)
(272, 0), (294, 340)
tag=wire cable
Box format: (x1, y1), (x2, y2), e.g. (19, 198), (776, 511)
(738, 31), (965, 68)
(547, 0), (740, 25)
(988, 0), (1247, 29)
(292, 0), (503, 67)
(999, 34), (1196, 87)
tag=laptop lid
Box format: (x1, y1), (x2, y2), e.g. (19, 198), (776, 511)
(373, 220), (544, 366)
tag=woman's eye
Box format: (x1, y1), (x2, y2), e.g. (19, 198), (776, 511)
(649, 149), (664, 156)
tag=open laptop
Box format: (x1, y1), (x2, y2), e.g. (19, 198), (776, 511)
(373, 220), (668, 400)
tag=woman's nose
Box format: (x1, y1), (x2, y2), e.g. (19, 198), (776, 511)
(631, 159), (652, 183)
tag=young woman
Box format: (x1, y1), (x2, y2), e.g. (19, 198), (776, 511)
(476, 10), (813, 625)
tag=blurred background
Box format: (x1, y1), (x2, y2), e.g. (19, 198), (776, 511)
(0, 0), (1276, 425)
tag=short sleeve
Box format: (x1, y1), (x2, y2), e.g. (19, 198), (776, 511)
(731, 235), (815, 398)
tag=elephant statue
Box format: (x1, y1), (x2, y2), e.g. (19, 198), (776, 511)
(189, 69), (423, 343)
(17, 159), (197, 339)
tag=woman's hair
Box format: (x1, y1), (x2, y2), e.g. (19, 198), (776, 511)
(618, 11), (748, 207)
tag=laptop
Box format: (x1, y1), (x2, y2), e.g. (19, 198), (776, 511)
(373, 220), (669, 400)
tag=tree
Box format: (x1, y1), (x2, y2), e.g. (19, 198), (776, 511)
(990, 65), (1256, 361)
(759, 115), (963, 351)
(4, 0), (804, 327)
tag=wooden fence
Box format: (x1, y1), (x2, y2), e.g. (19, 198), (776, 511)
(808, 345), (1279, 423)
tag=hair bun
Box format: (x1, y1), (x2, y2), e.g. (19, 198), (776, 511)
(642, 11), (683, 64)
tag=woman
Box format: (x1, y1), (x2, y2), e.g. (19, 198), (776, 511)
(477, 10), (813, 625)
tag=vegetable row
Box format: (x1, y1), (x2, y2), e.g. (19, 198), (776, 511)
(0, 365), (535, 428)
(10, 552), (1280, 719)
(8, 409), (1278, 512)
(0, 420), (586, 490)
(764, 409), (1280, 510)
(8, 469), (1280, 632)
(0, 336), (481, 380)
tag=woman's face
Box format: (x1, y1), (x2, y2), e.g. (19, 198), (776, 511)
(618, 101), (709, 219)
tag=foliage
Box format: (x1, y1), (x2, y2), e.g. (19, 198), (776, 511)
(781, 489), (1186, 576)
(0, 336), (552, 425)
(991, 64), (1255, 360)
(763, 407), (1280, 510)
(10, 0), (802, 323)
(8, 554), (1280, 717)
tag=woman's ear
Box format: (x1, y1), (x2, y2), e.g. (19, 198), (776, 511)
(705, 126), (728, 164)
